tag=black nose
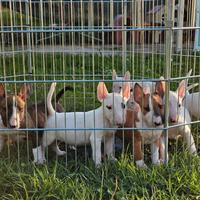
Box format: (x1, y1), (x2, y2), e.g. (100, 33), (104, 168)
(154, 122), (161, 126)
(10, 125), (17, 129)
(116, 123), (122, 127)
(170, 119), (176, 123)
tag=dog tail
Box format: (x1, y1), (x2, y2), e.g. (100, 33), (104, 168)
(187, 83), (199, 92)
(55, 85), (73, 102)
(47, 82), (57, 115)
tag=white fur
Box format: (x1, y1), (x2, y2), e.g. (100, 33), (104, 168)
(184, 92), (200, 119)
(161, 88), (197, 162)
(36, 82), (130, 165)
(9, 96), (20, 128)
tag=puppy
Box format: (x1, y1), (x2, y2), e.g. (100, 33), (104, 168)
(0, 83), (73, 156)
(116, 81), (165, 167)
(36, 81), (130, 165)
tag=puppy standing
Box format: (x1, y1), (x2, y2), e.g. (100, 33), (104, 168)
(37, 82), (130, 165)
(128, 83), (164, 167)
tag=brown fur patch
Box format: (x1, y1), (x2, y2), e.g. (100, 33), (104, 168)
(152, 93), (165, 124)
(116, 108), (142, 161)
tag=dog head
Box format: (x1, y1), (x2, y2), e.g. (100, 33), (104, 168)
(112, 70), (131, 93)
(152, 79), (165, 126)
(0, 84), (30, 129)
(133, 82), (164, 127)
(167, 79), (187, 123)
(97, 81), (130, 127)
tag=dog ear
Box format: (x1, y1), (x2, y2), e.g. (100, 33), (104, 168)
(97, 82), (108, 102)
(134, 83), (143, 104)
(112, 69), (117, 80)
(122, 82), (130, 100)
(177, 79), (186, 99)
(155, 79), (165, 98)
(0, 84), (5, 98)
(18, 83), (31, 101)
(124, 71), (130, 80)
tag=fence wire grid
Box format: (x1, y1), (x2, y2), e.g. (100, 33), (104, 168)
(0, 0), (199, 167)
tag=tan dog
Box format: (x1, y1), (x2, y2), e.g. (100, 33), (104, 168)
(116, 81), (165, 167)
(0, 83), (73, 156)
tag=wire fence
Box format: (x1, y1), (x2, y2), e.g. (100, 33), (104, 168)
(0, 0), (199, 167)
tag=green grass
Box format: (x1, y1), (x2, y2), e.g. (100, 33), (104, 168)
(0, 53), (200, 199)
(0, 153), (199, 199)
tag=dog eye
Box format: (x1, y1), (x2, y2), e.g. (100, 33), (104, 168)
(121, 103), (125, 109)
(144, 106), (150, 112)
(18, 107), (23, 112)
(130, 88), (133, 92)
(178, 104), (181, 108)
(158, 104), (163, 109)
(106, 105), (112, 110)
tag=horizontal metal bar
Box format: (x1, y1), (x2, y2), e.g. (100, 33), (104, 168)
(1, 26), (200, 34)
(0, 75), (200, 84)
(1, 0), (29, 2)
(0, 0), (147, 3)
(0, 120), (199, 133)
(0, 49), (198, 58)
(0, 27), (167, 33)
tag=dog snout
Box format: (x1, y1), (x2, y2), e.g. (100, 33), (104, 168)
(153, 116), (162, 126)
(154, 122), (161, 126)
(116, 123), (123, 127)
(170, 118), (177, 123)
(10, 125), (17, 129)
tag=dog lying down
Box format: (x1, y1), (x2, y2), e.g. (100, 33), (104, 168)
(0, 83), (73, 157)
(35, 81), (130, 165)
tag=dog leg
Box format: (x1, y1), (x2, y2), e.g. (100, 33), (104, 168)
(34, 133), (55, 164)
(104, 133), (115, 160)
(32, 146), (45, 164)
(159, 135), (168, 164)
(181, 126), (197, 156)
(0, 136), (5, 152)
(151, 139), (160, 165)
(51, 141), (66, 156)
(90, 135), (102, 165)
(134, 132), (147, 168)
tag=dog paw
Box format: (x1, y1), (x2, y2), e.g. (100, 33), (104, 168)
(153, 160), (162, 166)
(34, 158), (46, 165)
(109, 156), (117, 162)
(136, 160), (148, 169)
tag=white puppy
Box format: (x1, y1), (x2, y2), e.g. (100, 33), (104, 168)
(36, 81), (130, 165)
(159, 77), (198, 162)
(184, 92), (200, 119)
(112, 69), (155, 94)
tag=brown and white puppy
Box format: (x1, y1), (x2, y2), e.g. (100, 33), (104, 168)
(0, 83), (73, 156)
(116, 81), (165, 168)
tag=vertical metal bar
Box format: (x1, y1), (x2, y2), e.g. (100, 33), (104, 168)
(176, 0), (185, 53)
(26, 0), (32, 75)
(164, 0), (174, 165)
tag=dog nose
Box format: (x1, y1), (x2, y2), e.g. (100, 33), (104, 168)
(10, 125), (17, 129)
(154, 122), (161, 126)
(170, 118), (177, 123)
(116, 123), (123, 127)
